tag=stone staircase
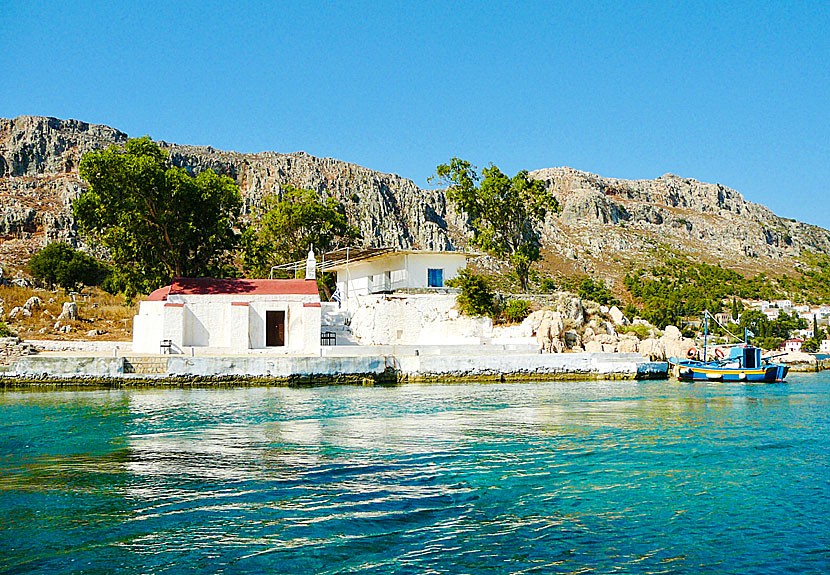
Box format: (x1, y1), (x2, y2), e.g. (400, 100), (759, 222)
(321, 303), (359, 346)
(123, 357), (168, 375)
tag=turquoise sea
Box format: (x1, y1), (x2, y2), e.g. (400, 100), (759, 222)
(1, 375), (828, 574)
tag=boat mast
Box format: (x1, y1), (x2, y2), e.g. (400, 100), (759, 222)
(703, 310), (708, 361)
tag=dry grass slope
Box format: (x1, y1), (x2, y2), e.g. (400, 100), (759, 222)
(0, 286), (135, 341)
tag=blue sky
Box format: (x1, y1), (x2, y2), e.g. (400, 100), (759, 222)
(2, 1), (828, 227)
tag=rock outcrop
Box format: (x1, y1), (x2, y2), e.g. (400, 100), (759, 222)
(3, 115), (830, 285)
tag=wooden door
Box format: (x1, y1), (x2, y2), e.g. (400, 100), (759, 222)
(266, 310), (285, 346)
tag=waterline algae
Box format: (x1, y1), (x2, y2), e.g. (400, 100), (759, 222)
(1, 377), (828, 573)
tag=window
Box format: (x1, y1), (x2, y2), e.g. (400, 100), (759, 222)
(427, 268), (443, 288)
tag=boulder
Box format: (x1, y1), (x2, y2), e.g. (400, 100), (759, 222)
(60, 325), (72, 333)
(86, 329), (100, 337)
(534, 310), (566, 353)
(663, 325), (683, 340)
(522, 310), (547, 335)
(564, 297), (584, 327)
(57, 301), (78, 321)
(640, 338), (665, 360)
(11, 278), (31, 288)
(563, 330), (581, 349)
(584, 340), (604, 353)
(594, 333), (618, 345)
(608, 306), (627, 325)
(8, 307), (31, 320)
(664, 337), (696, 360)
(24, 296), (41, 311)
(618, 337), (639, 353)
(775, 351), (817, 365)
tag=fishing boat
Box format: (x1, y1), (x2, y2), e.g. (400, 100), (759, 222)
(668, 311), (789, 383)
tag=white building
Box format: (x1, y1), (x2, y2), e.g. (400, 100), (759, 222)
(763, 308), (781, 320)
(323, 248), (475, 313)
(819, 340), (830, 354)
(781, 338), (804, 353)
(132, 277), (322, 355)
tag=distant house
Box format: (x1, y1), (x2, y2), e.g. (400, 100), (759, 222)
(781, 338), (804, 353)
(714, 312), (732, 325)
(763, 308), (781, 320)
(820, 340), (830, 354)
(323, 248), (477, 312)
(132, 277), (322, 355)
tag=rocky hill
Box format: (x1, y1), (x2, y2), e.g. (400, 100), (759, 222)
(2, 115), (828, 290)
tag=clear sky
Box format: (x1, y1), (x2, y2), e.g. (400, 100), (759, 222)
(2, 1), (828, 227)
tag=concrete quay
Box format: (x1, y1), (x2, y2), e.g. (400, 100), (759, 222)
(5, 351), (668, 385)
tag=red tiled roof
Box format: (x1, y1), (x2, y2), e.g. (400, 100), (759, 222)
(146, 285), (171, 301)
(144, 278), (319, 300)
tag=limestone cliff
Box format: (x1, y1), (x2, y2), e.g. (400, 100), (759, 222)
(1, 115), (828, 286)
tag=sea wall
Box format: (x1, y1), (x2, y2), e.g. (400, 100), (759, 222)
(8, 352), (667, 384)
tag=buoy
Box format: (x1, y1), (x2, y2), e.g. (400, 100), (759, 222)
(715, 347), (725, 359)
(687, 347), (698, 359)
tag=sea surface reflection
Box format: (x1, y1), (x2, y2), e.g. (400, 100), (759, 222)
(1, 376), (828, 573)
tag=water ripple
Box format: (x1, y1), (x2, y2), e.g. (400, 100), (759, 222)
(0, 377), (828, 574)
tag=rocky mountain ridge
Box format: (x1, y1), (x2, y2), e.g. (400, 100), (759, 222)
(2, 115), (828, 287)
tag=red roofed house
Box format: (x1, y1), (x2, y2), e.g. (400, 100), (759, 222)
(132, 276), (322, 355)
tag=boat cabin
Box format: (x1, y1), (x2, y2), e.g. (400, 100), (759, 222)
(727, 346), (761, 368)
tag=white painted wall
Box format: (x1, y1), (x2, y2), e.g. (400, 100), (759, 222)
(133, 301), (165, 353)
(334, 253), (468, 312)
(349, 294), (493, 346)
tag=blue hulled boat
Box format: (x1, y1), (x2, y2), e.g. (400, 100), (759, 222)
(668, 311), (789, 383)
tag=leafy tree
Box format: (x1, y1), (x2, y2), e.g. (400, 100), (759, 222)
(447, 269), (497, 317)
(75, 137), (242, 296)
(433, 158), (559, 291)
(241, 186), (361, 279)
(28, 242), (108, 290)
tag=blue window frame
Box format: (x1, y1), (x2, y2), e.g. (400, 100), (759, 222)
(427, 268), (443, 287)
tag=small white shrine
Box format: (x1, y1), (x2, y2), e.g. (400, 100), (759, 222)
(132, 249), (322, 355)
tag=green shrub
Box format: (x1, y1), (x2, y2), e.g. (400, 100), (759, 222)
(616, 324), (652, 340)
(504, 299), (531, 323)
(447, 269), (497, 317)
(538, 277), (557, 293)
(28, 242), (108, 290)
(0, 321), (15, 338)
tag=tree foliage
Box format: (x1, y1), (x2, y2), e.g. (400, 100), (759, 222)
(447, 269), (497, 317)
(241, 186), (360, 278)
(738, 310), (806, 349)
(562, 276), (620, 307)
(28, 242), (108, 290)
(433, 158), (559, 291)
(779, 254), (830, 304)
(625, 258), (782, 328)
(75, 137), (242, 296)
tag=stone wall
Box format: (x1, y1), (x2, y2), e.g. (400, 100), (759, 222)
(0, 337), (34, 367)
